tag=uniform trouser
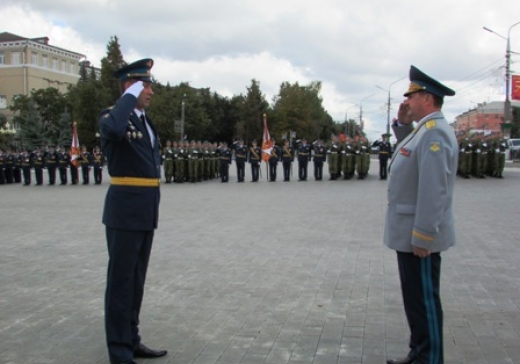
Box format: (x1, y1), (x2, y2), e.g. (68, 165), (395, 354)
(282, 161), (291, 181)
(298, 160), (308, 180)
(82, 165), (90, 184)
(174, 160), (184, 181)
(236, 160), (245, 181)
(328, 154), (339, 176)
(22, 167), (31, 185)
(163, 160), (173, 182)
(314, 161), (323, 180)
(250, 161), (260, 181)
(379, 156), (388, 179)
(188, 159), (198, 181)
(0, 169), (4, 184)
(47, 166), (57, 184)
(220, 162), (229, 182)
(35, 167), (43, 185)
(70, 166), (79, 184)
(105, 227), (153, 364)
(5, 167), (13, 183)
(14, 167), (21, 183)
(94, 166), (103, 184)
(343, 155), (355, 178)
(59, 167), (68, 184)
(397, 252), (443, 364)
(269, 161), (277, 181)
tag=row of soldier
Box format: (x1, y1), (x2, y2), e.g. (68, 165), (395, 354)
(161, 135), (377, 184)
(0, 145), (105, 186)
(457, 135), (508, 179)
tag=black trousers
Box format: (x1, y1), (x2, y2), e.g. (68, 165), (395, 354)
(70, 166), (78, 184)
(105, 227), (153, 364)
(397, 252), (443, 364)
(314, 161), (323, 180)
(269, 161), (277, 181)
(34, 167), (43, 185)
(22, 167), (31, 185)
(94, 166), (103, 184)
(236, 160), (245, 182)
(59, 167), (68, 184)
(47, 166), (56, 185)
(81, 165), (90, 184)
(282, 161), (291, 181)
(250, 162), (260, 181)
(298, 160), (308, 180)
(379, 156), (388, 179)
(220, 163), (229, 182)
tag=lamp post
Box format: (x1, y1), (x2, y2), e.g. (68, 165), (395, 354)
(483, 21), (520, 125)
(376, 76), (406, 137)
(344, 104), (358, 137)
(180, 93), (186, 141)
(358, 94), (374, 135)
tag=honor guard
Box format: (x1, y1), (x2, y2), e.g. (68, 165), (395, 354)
(281, 139), (294, 182)
(93, 145), (105, 184)
(33, 147), (44, 185)
(80, 145), (92, 184)
(268, 138), (280, 182)
(21, 149), (32, 185)
(13, 149), (22, 183)
(4, 149), (14, 184)
(44, 145), (58, 185)
(219, 142), (232, 182)
(248, 139), (261, 182)
(297, 138), (312, 181)
(235, 138), (247, 182)
(327, 135), (341, 180)
(0, 148), (5, 185)
(313, 139), (326, 181)
(162, 139), (174, 183)
(57, 146), (70, 185)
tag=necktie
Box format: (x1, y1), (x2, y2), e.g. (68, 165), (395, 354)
(140, 114), (151, 143)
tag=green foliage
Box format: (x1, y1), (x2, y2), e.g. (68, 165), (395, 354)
(100, 36), (126, 105)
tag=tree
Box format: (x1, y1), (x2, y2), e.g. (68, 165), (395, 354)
(100, 36), (126, 105)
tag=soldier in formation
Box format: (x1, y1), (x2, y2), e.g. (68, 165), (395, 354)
(281, 139), (294, 182)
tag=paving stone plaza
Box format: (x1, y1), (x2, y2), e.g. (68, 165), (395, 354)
(1, 159), (520, 364)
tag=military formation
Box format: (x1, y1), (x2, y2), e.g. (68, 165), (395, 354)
(1, 133), (512, 186)
(457, 133), (508, 179)
(0, 145), (105, 186)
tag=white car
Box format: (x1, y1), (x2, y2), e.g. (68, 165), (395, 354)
(507, 138), (520, 160)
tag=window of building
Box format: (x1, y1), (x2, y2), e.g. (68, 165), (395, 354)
(52, 58), (58, 70)
(42, 55), (49, 68)
(70, 62), (75, 74)
(12, 52), (21, 65)
(31, 52), (38, 65)
(61, 60), (66, 72)
(0, 53), (5, 64)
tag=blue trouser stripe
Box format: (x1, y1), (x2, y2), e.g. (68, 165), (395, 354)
(421, 257), (440, 364)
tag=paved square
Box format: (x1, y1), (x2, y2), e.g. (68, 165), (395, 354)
(1, 160), (520, 364)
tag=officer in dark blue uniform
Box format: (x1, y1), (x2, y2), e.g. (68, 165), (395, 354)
(313, 139), (326, 181)
(375, 134), (392, 180)
(234, 138), (247, 182)
(248, 139), (261, 182)
(297, 138), (312, 181)
(99, 59), (167, 364)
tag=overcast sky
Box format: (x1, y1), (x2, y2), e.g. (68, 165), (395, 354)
(2, 0), (520, 140)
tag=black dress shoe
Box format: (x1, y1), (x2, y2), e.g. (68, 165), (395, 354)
(134, 343), (167, 358)
(386, 356), (415, 364)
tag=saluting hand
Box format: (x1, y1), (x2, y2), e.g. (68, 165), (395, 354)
(396, 103), (413, 125)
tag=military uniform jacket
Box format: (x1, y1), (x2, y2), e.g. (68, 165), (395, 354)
(384, 111), (458, 253)
(99, 93), (161, 231)
(248, 146), (261, 163)
(297, 144), (312, 161)
(313, 146), (326, 162)
(281, 146), (294, 162)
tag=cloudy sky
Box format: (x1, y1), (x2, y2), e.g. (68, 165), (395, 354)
(2, 0), (520, 140)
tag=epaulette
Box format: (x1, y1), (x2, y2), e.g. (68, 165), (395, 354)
(425, 119), (437, 130)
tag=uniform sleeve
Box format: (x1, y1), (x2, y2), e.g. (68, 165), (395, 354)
(99, 93), (138, 141)
(412, 128), (455, 249)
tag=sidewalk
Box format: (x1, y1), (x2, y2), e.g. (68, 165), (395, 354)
(1, 160), (519, 364)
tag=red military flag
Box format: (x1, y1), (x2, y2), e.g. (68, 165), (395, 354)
(70, 122), (80, 168)
(261, 113), (272, 163)
(512, 74), (520, 101)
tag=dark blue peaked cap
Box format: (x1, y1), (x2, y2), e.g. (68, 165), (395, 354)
(404, 65), (455, 98)
(113, 58), (154, 82)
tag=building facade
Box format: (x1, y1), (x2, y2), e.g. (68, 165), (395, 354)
(453, 100), (520, 136)
(0, 32), (85, 123)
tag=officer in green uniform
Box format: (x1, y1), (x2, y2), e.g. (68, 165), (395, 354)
(162, 139), (174, 183)
(327, 135), (341, 180)
(494, 137), (508, 178)
(187, 140), (199, 183)
(341, 136), (356, 180)
(458, 136), (472, 178)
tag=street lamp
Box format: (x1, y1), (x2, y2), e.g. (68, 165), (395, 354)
(344, 103), (358, 137)
(483, 21), (520, 125)
(358, 94), (374, 135)
(376, 76), (406, 137)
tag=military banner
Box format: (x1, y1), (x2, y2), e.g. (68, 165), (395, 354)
(512, 74), (520, 101)
(71, 122), (80, 168)
(261, 113), (272, 163)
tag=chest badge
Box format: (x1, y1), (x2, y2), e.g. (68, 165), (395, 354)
(399, 147), (411, 157)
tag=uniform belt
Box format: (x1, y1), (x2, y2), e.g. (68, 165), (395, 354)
(380, 151), (389, 154)
(111, 177), (160, 187)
